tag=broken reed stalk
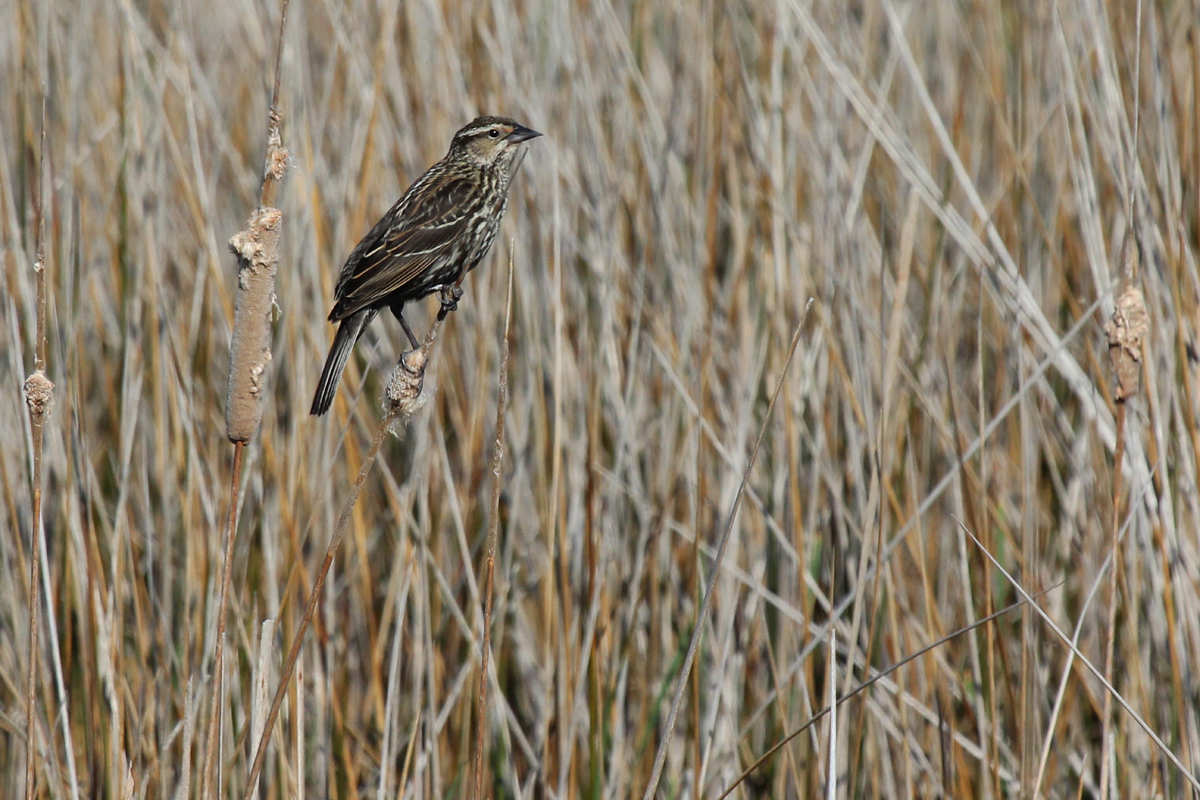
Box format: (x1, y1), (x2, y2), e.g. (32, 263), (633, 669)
(1098, 246), (1147, 800)
(22, 88), (53, 800)
(242, 277), (465, 799)
(471, 251), (515, 800)
(199, 4), (291, 799)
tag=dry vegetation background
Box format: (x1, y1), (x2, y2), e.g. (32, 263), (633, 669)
(3, 0), (1200, 797)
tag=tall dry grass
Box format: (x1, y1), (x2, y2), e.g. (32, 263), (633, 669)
(3, 0), (1200, 797)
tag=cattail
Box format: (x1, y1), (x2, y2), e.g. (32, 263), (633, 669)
(225, 123), (289, 443)
(383, 346), (430, 421)
(1105, 283), (1148, 403)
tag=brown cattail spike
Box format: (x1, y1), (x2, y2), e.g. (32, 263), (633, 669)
(1104, 285), (1148, 402)
(226, 206), (283, 442)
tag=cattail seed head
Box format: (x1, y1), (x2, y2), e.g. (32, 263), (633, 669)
(24, 370), (54, 421)
(384, 346), (431, 422)
(1105, 284), (1148, 402)
(226, 206), (283, 442)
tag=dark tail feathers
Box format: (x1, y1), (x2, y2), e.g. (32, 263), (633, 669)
(310, 310), (374, 415)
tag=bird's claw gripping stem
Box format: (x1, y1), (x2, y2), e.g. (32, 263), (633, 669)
(438, 284), (463, 318)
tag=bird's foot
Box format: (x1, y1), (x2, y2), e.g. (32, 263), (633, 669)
(438, 284), (463, 318)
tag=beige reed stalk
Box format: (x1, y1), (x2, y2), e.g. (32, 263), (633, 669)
(22, 90), (53, 800)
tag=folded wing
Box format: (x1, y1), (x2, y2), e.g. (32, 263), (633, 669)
(329, 172), (479, 321)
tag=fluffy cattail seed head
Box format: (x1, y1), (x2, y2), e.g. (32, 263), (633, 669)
(384, 347), (431, 422)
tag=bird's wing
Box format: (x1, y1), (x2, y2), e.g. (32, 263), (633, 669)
(330, 171), (478, 320)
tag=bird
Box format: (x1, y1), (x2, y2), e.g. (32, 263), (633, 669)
(310, 115), (542, 415)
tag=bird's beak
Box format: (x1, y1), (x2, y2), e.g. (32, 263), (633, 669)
(507, 124), (543, 144)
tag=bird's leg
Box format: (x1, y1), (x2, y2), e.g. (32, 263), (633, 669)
(437, 284), (463, 320)
(391, 304), (421, 349)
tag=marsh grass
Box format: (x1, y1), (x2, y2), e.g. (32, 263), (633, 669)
(4, 0), (1200, 797)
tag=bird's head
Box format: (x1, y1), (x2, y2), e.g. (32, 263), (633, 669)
(449, 116), (542, 170)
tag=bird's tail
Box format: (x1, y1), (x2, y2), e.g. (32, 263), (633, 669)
(310, 310), (374, 415)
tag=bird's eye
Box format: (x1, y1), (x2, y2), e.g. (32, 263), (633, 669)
(488, 128), (500, 139)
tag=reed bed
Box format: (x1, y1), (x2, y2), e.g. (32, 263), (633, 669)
(3, 0), (1199, 797)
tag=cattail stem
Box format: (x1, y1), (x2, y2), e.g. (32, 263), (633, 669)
(199, 441), (245, 800)
(1098, 400), (1125, 800)
(242, 412), (391, 799)
(1099, 248), (1147, 799)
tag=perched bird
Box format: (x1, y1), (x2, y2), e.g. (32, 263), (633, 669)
(310, 115), (542, 415)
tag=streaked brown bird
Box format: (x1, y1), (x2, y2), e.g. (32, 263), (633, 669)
(310, 115), (541, 415)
